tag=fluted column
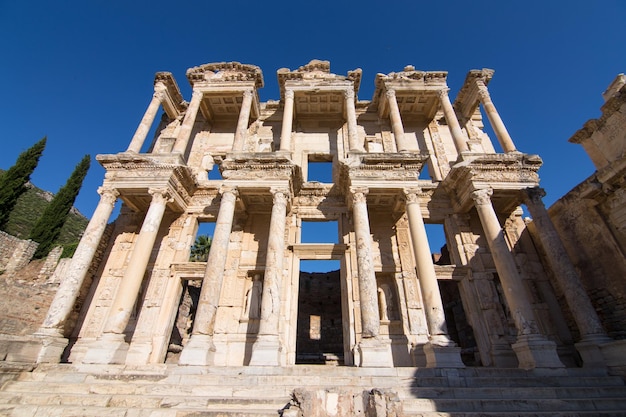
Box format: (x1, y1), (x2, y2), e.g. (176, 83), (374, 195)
(437, 88), (469, 153)
(103, 188), (172, 335)
(249, 188), (289, 366)
(172, 89), (203, 154)
(127, 84), (166, 153)
(232, 89), (254, 151)
(279, 89), (294, 152)
(386, 89), (411, 152)
(524, 187), (611, 365)
(345, 88), (363, 152)
(472, 188), (563, 368)
(179, 187), (238, 365)
(476, 83), (517, 152)
(34, 187), (119, 362)
(351, 187), (379, 338)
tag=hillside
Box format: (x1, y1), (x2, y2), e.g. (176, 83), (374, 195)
(1, 181), (88, 250)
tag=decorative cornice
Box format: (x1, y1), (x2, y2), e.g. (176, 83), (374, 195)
(185, 62), (264, 88)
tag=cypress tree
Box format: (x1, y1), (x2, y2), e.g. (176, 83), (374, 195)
(0, 137), (47, 230)
(29, 154), (91, 258)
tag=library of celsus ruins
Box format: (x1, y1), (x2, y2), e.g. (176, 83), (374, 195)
(1, 60), (625, 416)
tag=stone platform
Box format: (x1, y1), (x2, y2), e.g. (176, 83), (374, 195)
(1, 364), (626, 416)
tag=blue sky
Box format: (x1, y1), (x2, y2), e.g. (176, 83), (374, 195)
(1, 1), (624, 246)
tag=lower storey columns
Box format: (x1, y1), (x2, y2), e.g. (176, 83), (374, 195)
(249, 188), (289, 366)
(179, 187), (238, 366)
(404, 189), (464, 368)
(472, 188), (563, 369)
(82, 188), (172, 364)
(350, 187), (393, 367)
(524, 187), (612, 366)
(33, 187), (119, 363)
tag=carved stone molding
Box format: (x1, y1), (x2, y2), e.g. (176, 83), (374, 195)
(471, 188), (493, 206)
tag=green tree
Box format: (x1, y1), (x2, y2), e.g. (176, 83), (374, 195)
(29, 155), (91, 258)
(0, 137), (47, 230)
(190, 234), (212, 262)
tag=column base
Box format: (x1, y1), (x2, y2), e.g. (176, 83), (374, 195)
(248, 335), (282, 366)
(178, 334), (216, 366)
(599, 339), (626, 376)
(512, 334), (564, 369)
(33, 328), (69, 363)
(575, 334), (612, 368)
(357, 337), (393, 368)
(424, 339), (465, 368)
(82, 333), (129, 364)
(125, 338), (153, 365)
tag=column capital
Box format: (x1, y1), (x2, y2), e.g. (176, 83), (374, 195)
(436, 88), (451, 99)
(475, 82), (491, 102)
(385, 88), (397, 99)
(524, 187), (547, 206)
(154, 82), (167, 93)
(148, 187), (173, 204)
(350, 186), (369, 204)
(242, 89), (254, 99)
(219, 186), (238, 199)
(403, 187), (426, 204)
(190, 89), (204, 101)
(284, 89), (294, 99)
(97, 187), (120, 204)
(471, 188), (493, 206)
(344, 88), (355, 100)
(270, 187), (290, 206)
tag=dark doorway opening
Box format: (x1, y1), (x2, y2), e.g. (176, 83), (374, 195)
(296, 261), (343, 365)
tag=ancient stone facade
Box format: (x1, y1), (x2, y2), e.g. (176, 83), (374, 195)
(15, 60), (624, 374)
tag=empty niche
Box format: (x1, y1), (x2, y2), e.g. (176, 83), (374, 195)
(307, 154), (333, 183)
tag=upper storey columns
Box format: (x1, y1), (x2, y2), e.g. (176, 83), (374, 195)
(475, 80), (517, 153)
(279, 89), (295, 152)
(345, 88), (364, 152)
(173, 89), (204, 154)
(437, 88), (469, 153)
(386, 89), (412, 152)
(127, 83), (167, 153)
(232, 89), (254, 151)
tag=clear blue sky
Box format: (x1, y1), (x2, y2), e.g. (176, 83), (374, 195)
(1, 1), (624, 229)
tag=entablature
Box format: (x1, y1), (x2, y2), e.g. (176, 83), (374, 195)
(453, 68), (494, 121)
(154, 72), (186, 119)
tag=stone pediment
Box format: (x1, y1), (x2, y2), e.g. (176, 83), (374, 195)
(186, 62), (264, 88)
(277, 59), (362, 101)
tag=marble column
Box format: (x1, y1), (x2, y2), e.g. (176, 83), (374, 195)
(404, 189), (464, 367)
(524, 187), (611, 365)
(232, 89), (254, 152)
(386, 89), (411, 152)
(472, 188), (563, 368)
(127, 84), (166, 153)
(351, 187), (393, 367)
(475, 83), (517, 153)
(83, 188), (172, 364)
(179, 187), (238, 365)
(249, 188), (289, 366)
(345, 88), (364, 152)
(172, 89), (203, 154)
(279, 89), (294, 152)
(34, 187), (119, 363)
(437, 88), (469, 153)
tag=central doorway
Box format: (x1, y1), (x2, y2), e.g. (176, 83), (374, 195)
(296, 260), (343, 365)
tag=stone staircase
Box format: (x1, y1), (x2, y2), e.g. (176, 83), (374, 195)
(0, 364), (625, 416)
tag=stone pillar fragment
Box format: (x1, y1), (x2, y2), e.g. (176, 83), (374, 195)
(350, 187), (393, 367)
(83, 188), (172, 364)
(472, 188), (563, 368)
(279, 89), (294, 152)
(179, 187), (238, 365)
(34, 187), (119, 363)
(232, 90), (254, 151)
(127, 84), (166, 153)
(404, 189), (464, 367)
(476, 83), (517, 152)
(173, 89), (203, 154)
(386, 89), (411, 152)
(524, 187), (611, 366)
(345, 88), (364, 152)
(249, 188), (289, 366)
(437, 88), (469, 153)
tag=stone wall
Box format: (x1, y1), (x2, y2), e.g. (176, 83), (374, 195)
(0, 230), (38, 275)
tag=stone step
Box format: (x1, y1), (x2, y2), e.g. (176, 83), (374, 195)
(402, 397), (626, 413)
